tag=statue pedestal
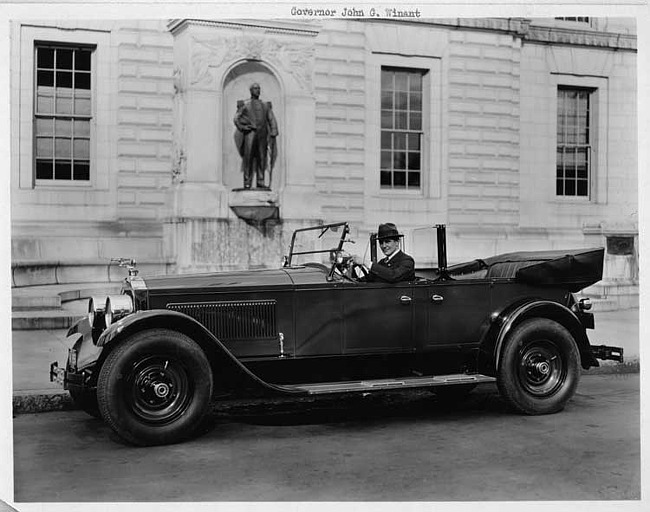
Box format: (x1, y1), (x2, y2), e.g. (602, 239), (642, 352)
(229, 188), (279, 223)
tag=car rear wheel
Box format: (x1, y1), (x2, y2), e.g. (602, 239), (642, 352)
(97, 329), (213, 446)
(497, 318), (580, 415)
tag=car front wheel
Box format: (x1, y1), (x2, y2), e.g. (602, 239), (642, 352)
(497, 318), (580, 415)
(97, 329), (213, 446)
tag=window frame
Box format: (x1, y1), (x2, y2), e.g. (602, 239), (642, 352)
(379, 66), (426, 191)
(366, 53), (442, 199)
(551, 73), (608, 204)
(33, 42), (94, 186)
(17, 25), (112, 192)
(555, 85), (595, 199)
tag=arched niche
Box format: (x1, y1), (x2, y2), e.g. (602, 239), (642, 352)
(222, 62), (283, 191)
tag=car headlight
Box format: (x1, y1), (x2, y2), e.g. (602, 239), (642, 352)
(105, 294), (134, 328)
(88, 296), (106, 328)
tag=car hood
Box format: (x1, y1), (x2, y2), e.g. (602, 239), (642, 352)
(142, 268), (294, 291)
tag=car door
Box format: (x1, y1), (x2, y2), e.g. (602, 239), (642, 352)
(340, 281), (415, 354)
(420, 280), (491, 350)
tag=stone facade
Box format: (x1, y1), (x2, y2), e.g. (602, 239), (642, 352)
(10, 18), (638, 305)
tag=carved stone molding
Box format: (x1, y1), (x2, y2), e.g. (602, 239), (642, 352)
(190, 35), (315, 91)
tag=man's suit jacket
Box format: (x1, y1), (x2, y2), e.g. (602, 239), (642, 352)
(367, 250), (415, 283)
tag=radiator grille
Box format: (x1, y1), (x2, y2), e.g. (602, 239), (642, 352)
(167, 300), (277, 341)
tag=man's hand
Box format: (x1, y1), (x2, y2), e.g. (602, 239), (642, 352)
(351, 255), (365, 266)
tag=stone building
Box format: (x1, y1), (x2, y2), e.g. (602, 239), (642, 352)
(10, 18), (638, 308)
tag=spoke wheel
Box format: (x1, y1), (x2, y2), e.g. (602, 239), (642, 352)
(97, 329), (213, 446)
(497, 318), (580, 415)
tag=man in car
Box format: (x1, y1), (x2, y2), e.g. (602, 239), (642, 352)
(352, 223), (415, 283)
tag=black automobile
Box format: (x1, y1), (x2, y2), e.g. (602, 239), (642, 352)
(51, 222), (623, 446)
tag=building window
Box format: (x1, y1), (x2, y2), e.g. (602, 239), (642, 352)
(556, 87), (593, 198)
(380, 67), (425, 190)
(34, 44), (93, 182)
(554, 17), (590, 23)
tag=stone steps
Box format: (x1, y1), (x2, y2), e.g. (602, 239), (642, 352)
(11, 282), (121, 330)
(579, 281), (639, 311)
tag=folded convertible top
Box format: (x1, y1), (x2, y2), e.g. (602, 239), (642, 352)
(449, 247), (604, 292)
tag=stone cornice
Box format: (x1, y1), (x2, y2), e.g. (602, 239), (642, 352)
(168, 19), (320, 37)
(366, 17), (637, 51)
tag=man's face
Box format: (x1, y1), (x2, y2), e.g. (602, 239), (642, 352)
(379, 238), (399, 257)
(250, 84), (261, 98)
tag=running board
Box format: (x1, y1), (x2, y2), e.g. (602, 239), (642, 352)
(277, 374), (496, 395)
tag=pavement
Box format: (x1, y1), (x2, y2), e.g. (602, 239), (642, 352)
(11, 307), (640, 415)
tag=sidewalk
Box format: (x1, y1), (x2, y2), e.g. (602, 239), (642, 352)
(11, 308), (640, 414)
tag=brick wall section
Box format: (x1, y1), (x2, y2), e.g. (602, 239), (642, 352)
(447, 30), (521, 228)
(313, 22), (367, 223)
(115, 21), (174, 221)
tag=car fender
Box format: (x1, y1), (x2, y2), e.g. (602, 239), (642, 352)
(96, 309), (304, 397)
(478, 300), (597, 375)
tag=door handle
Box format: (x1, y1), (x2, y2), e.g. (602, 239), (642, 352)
(400, 295), (412, 305)
(431, 295), (444, 303)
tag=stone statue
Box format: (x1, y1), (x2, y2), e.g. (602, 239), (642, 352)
(233, 83), (278, 190)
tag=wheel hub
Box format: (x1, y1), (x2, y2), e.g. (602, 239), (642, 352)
(153, 382), (171, 398)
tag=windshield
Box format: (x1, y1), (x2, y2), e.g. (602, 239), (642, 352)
(285, 222), (350, 267)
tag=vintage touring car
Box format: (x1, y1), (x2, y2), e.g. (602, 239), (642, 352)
(51, 222), (623, 446)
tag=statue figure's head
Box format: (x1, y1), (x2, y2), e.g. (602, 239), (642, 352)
(249, 83), (261, 99)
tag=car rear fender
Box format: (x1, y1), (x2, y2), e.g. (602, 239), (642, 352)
(478, 300), (597, 375)
(96, 310), (303, 397)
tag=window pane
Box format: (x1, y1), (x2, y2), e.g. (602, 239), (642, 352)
(55, 97), (72, 115)
(381, 131), (391, 149)
(393, 152), (406, 170)
(75, 72), (91, 90)
(408, 133), (421, 151)
(37, 48), (54, 69)
(36, 160), (53, 179)
(74, 138), (90, 159)
(76, 50), (91, 71)
(381, 150), (392, 169)
(36, 90), (54, 114)
(409, 73), (422, 92)
(394, 133), (406, 150)
(74, 162), (90, 180)
(35, 137), (53, 158)
(74, 96), (91, 116)
(410, 92), (422, 111)
(565, 180), (575, 196)
(381, 91), (393, 110)
(393, 171), (406, 187)
(380, 170), (392, 186)
(56, 71), (73, 88)
(395, 91), (408, 110)
(381, 110), (393, 129)
(36, 118), (54, 136)
(56, 49), (73, 70)
(395, 111), (407, 130)
(409, 112), (422, 131)
(55, 137), (71, 158)
(556, 179), (563, 195)
(37, 70), (54, 87)
(407, 172), (420, 188)
(56, 118), (72, 136)
(407, 152), (421, 170)
(577, 180), (588, 196)
(55, 161), (72, 180)
(395, 73), (408, 91)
